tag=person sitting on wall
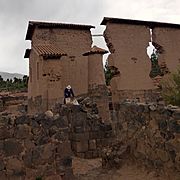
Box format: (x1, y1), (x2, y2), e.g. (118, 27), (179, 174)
(64, 85), (75, 104)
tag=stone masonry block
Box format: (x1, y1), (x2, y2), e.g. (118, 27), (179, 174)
(4, 139), (23, 156)
(71, 132), (89, 141)
(85, 151), (93, 159)
(73, 140), (88, 153)
(56, 141), (72, 157)
(88, 139), (96, 150)
(6, 158), (25, 175)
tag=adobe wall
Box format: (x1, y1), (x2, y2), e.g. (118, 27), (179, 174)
(28, 27), (93, 113)
(103, 102), (180, 178)
(152, 27), (180, 73)
(31, 28), (92, 95)
(0, 113), (73, 180)
(88, 54), (106, 90)
(28, 48), (71, 113)
(104, 23), (156, 103)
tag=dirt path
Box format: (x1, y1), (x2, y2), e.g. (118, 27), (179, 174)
(73, 157), (173, 180)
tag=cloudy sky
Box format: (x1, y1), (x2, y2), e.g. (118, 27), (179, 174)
(0, 0), (180, 74)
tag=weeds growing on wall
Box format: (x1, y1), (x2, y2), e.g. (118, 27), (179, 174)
(161, 68), (180, 106)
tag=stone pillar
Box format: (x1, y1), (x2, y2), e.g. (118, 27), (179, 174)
(83, 45), (108, 90)
(83, 46), (111, 124)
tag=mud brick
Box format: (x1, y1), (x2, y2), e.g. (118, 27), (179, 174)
(85, 151), (93, 159)
(72, 140), (88, 153)
(89, 139), (96, 150)
(72, 132), (89, 141)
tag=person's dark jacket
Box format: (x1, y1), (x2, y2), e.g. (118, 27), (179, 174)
(64, 88), (74, 98)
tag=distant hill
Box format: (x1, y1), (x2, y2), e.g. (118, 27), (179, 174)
(0, 72), (25, 81)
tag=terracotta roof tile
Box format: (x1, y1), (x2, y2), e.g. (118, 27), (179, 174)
(33, 44), (67, 58)
(83, 46), (108, 56)
(25, 21), (95, 40)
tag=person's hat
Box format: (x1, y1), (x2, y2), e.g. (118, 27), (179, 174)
(67, 85), (71, 89)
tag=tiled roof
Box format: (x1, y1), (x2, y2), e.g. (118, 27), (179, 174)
(25, 21), (95, 40)
(33, 44), (67, 58)
(101, 17), (180, 29)
(83, 45), (108, 56)
(24, 49), (31, 58)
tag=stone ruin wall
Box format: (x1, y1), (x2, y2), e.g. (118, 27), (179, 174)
(87, 85), (111, 124)
(0, 96), (114, 179)
(1, 94), (180, 178)
(104, 23), (155, 103)
(104, 23), (180, 103)
(0, 113), (73, 180)
(152, 27), (180, 73)
(0, 93), (27, 115)
(87, 54), (106, 89)
(28, 54), (68, 114)
(28, 27), (93, 113)
(103, 102), (180, 178)
(54, 101), (113, 159)
(31, 27), (92, 96)
(47, 28), (92, 96)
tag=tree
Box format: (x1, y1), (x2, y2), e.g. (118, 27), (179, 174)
(0, 75), (3, 82)
(149, 49), (162, 78)
(22, 75), (28, 87)
(104, 61), (113, 86)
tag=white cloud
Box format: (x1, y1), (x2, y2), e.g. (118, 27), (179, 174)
(105, 0), (180, 23)
(0, 0), (180, 74)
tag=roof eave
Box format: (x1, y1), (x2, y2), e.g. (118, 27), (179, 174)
(101, 17), (180, 29)
(24, 49), (31, 58)
(25, 22), (35, 40)
(42, 54), (67, 59)
(25, 21), (95, 40)
(83, 51), (108, 56)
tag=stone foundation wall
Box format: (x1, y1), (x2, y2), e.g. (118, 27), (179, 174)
(88, 85), (111, 124)
(0, 113), (73, 180)
(106, 102), (180, 177)
(53, 98), (113, 159)
(0, 92), (27, 114)
(112, 89), (161, 103)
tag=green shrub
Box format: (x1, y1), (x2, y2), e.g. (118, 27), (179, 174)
(161, 68), (180, 106)
(36, 176), (42, 180)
